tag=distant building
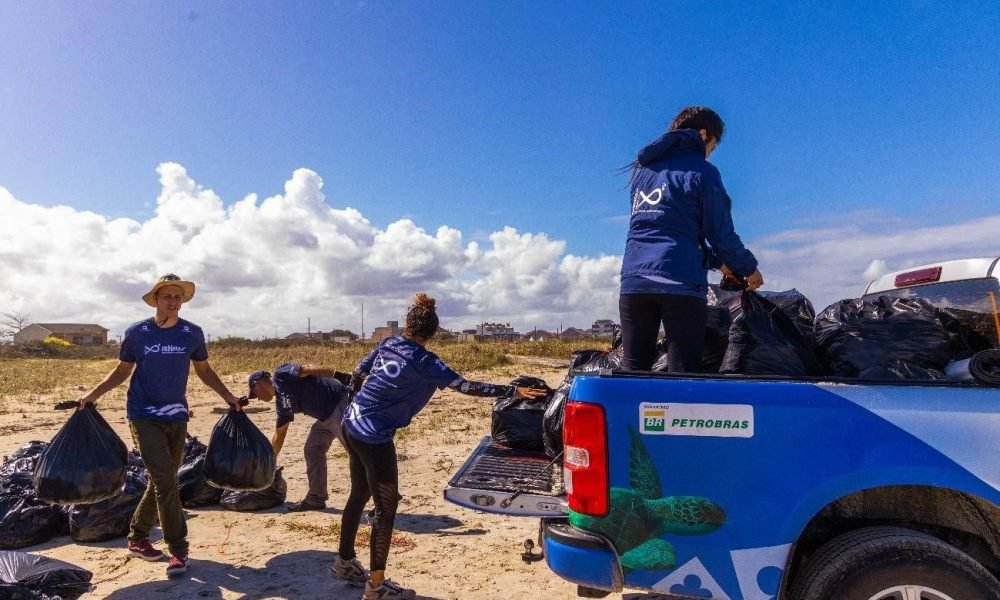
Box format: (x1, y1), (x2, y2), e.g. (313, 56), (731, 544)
(590, 319), (617, 337)
(476, 322), (518, 342)
(371, 320), (404, 344)
(15, 323), (109, 346)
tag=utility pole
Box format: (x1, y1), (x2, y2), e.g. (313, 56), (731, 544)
(361, 302), (365, 341)
(308, 317), (311, 339)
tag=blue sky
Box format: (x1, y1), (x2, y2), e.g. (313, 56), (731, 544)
(1, 2), (998, 339)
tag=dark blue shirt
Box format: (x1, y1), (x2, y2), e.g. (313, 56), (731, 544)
(273, 362), (349, 428)
(344, 336), (461, 443)
(120, 317), (208, 422)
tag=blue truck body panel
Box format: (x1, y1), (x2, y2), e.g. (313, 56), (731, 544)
(554, 374), (1000, 599)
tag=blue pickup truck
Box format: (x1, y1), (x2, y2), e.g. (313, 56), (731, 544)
(445, 257), (1000, 600)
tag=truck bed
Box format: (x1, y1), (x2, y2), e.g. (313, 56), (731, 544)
(444, 437), (567, 517)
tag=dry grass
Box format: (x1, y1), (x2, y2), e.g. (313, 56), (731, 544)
(0, 338), (605, 412)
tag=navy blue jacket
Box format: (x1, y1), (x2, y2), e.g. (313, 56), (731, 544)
(620, 129), (758, 298)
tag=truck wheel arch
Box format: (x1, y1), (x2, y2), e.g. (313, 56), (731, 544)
(784, 485), (1000, 595)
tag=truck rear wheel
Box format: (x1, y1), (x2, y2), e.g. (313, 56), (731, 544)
(790, 526), (1000, 600)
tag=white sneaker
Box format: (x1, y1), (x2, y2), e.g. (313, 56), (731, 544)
(362, 578), (416, 600)
(331, 556), (368, 587)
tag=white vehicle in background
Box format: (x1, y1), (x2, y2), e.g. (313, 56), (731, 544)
(862, 256), (1000, 346)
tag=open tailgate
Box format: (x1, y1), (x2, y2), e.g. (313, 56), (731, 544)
(444, 436), (567, 517)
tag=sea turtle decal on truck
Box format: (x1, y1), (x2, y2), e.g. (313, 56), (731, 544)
(569, 426), (726, 572)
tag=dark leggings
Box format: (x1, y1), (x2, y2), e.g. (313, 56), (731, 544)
(338, 429), (399, 572)
(619, 293), (707, 372)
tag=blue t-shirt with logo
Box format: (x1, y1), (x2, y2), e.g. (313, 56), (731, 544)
(344, 336), (460, 444)
(273, 362), (348, 428)
(120, 317), (208, 422)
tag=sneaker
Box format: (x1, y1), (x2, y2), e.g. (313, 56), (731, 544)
(363, 578), (416, 600)
(165, 554), (189, 577)
(127, 539), (164, 562)
(286, 498), (326, 512)
(331, 556), (368, 587)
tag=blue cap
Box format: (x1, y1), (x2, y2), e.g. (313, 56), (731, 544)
(247, 370), (271, 398)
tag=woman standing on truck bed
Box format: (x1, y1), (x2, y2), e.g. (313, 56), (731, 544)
(331, 292), (547, 600)
(620, 105), (764, 372)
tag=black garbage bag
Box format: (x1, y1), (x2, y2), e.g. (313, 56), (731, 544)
(0, 496), (66, 550)
(204, 409), (276, 491)
(4, 442), (47, 464)
(0, 551), (93, 599)
(491, 376), (553, 451)
(1, 443), (48, 482)
(573, 348), (622, 373)
(759, 288), (817, 341)
(33, 405), (128, 505)
(815, 296), (992, 379)
(177, 436), (222, 507)
(67, 467), (148, 543)
(542, 378), (573, 458)
(220, 468), (287, 512)
(721, 291), (823, 377)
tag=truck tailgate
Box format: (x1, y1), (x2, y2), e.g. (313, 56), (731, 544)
(444, 436), (567, 517)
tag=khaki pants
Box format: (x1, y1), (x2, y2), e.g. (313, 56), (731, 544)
(128, 419), (188, 557)
(303, 400), (346, 504)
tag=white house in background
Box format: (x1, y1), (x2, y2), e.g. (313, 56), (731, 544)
(14, 323), (109, 346)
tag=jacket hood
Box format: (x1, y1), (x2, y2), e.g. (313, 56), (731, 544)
(636, 128), (705, 167)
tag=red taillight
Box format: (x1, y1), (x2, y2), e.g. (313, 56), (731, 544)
(894, 267), (942, 287)
(563, 401), (608, 516)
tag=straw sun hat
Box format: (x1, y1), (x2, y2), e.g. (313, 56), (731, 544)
(142, 273), (196, 307)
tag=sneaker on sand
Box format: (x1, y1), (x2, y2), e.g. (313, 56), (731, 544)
(330, 556), (368, 587)
(286, 498), (326, 512)
(363, 578), (416, 600)
(165, 554), (189, 577)
(127, 539), (164, 562)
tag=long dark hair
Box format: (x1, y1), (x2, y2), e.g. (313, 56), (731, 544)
(404, 293), (439, 340)
(621, 106), (725, 182)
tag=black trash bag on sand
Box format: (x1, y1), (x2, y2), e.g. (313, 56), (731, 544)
(0, 551), (93, 600)
(491, 376), (553, 451)
(721, 291), (823, 377)
(815, 296), (992, 380)
(33, 405), (128, 505)
(0, 496), (66, 551)
(178, 436), (222, 507)
(67, 467), (148, 543)
(0, 444), (66, 551)
(204, 409), (276, 491)
(220, 467), (287, 512)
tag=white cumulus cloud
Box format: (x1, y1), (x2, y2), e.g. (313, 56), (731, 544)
(1, 165), (997, 341)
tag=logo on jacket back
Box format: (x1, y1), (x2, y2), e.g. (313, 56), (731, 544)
(632, 183), (667, 212)
(371, 354), (401, 378)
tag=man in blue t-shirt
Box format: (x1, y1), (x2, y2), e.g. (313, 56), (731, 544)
(77, 274), (242, 578)
(247, 362), (352, 512)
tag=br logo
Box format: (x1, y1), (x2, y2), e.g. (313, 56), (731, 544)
(643, 408), (667, 432)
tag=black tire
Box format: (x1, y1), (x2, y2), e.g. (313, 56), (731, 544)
(790, 526), (1000, 600)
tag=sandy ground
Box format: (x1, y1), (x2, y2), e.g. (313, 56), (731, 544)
(0, 356), (603, 600)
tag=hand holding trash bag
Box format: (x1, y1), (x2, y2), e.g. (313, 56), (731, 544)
(33, 404), (128, 505)
(204, 409), (276, 491)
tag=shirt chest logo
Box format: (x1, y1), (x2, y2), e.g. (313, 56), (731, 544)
(144, 343), (187, 355)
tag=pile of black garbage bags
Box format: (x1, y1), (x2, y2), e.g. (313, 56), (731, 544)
(492, 286), (999, 457)
(1, 406), (285, 554)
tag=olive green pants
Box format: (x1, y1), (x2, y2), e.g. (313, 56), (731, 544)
(128, 419), (188, 557)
